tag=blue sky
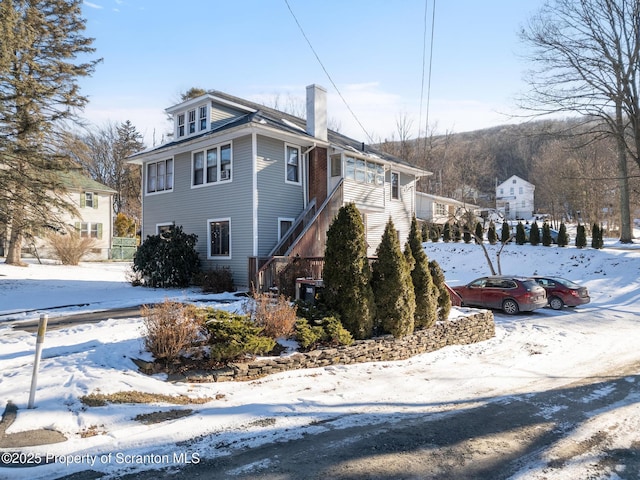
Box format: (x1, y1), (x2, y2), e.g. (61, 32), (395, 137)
(79, 0), (544, 146)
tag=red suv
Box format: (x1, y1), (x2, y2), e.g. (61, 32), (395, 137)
(451, 276), (548, 314)
(531, 276), (590, 310)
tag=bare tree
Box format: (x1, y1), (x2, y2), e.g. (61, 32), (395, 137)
(520, 0), (640, 242)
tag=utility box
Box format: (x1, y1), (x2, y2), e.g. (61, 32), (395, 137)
(295, 278), (324, 304)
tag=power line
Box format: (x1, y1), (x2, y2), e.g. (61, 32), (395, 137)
(420, 0), (436, 153)
(283, 0), (374, 144)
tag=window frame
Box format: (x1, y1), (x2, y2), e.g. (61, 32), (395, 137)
(278, 217), (295, 240)
(156, 223), (173, 235)
(177, 114), (185, 137)
(207, 218), (231, 259)
(199, 105), (208, 131)
(391, 171), (400, 200)
(191, 142), (232, 188)
(344, 155), (384, 186)
(146, 158), (174, 195)
(188, 109), (196, 134)
(285, 144), (302, 185)
(78, 222), (102, 239)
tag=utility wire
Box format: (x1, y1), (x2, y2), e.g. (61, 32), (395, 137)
(284, 0), (374, 144)
(422, 0), (436, 154)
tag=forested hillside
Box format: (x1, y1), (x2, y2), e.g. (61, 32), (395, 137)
(378, 119), (640, 231)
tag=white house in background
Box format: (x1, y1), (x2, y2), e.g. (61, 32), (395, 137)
(416, 192), (480, 225)
(495, 175), (535, 220)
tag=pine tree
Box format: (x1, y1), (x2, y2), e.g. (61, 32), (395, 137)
(542, 222), (552, 246)
(575, 224), (587, 248)
(0, 0), (100, 265)
(591, 223), (599, 249)
(487, 221), (498, 245)
(558, 222), (569, 247)
(442, 222), (451, 242)
(322, 203), (375, 339)
(515, 221), (527, 245)
(453, 222), (462, 242)
(474, 222), (484, 244)
(529, 221), (540, 246)
(463, 224), (472, 243)
(371, 218), (415, 338)
(501, 221), (511, 244)
(406, 217), (438, 329)
(429, 260), (451, 321)
(430, 223), (441, 242)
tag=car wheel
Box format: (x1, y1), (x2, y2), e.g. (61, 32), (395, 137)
(549, 296), (564, 310)
(502, 299), (519, 315)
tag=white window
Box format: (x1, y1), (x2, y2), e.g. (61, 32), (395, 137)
(435, 203), (446, 215)
(391, 172), (399, 200)
(188, 109), (196, 134)
(78, 222), (102, 239)
(146, 159), (173, 194)
(286, 145), (301, 184)
(199, 105), (207, 131)
(177, 114), (185, 137)
(208, 218), (230, 258)
(519, 186), (523, 194)
(192, 143), (232, 187)
(83, 192), (95, 208)
(278, 218), (294, 240)
(344, 155), (384, 185)
(156, 223), (173, 235)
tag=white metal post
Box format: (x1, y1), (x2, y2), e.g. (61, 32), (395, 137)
(28, 314), (48, 409)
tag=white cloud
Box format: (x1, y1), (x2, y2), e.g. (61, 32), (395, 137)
(83, 1), (103, 9)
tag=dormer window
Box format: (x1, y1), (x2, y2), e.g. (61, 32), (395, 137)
(188, 109), (196, 134)
(199, 105), (207, 130)
(178, 114), (185, 137)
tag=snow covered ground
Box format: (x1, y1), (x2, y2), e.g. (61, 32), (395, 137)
(1, 238), (640, 479)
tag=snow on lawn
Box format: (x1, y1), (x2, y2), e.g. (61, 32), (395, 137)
(1, 239), (640, 479)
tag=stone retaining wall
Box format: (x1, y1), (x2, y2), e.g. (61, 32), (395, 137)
(179, 310), (495, 383)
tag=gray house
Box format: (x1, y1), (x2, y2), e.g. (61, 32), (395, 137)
(129, 85), (429, 288)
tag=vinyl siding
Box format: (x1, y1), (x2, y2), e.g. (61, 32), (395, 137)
(256, 135), (305, 255)
(210, 103), (246, 130)
(142, 135), (254, 286)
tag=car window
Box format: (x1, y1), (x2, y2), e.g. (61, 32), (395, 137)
(470, 279), (486, 288)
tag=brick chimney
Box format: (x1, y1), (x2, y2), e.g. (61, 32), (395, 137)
(306, 84), (327, 141)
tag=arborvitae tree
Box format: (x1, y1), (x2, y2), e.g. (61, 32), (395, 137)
(575, 224), (587, 248)
(430, 223), (441, 242)
(487, 221), (498, 245)
(463, 224), (472, 243)
(442, 222), (451, 242)
(597, 223), (605, 249)
(429, 260), (451, 321)
(421, 222), (429, 242)
(591, 223), (604, 249)
(453, 222), (462, 242)
(372, 218), (416, 338)
(0, 0), (100, 265)
(529, 221), (540, 246)
(515, 221), (527, 245)
(558, 222), (569, 247)
(322, 203), (375, 339)
(474, 222), (484, 244)
(406, 217), (438, 329)
(542, 222), (552, 246)
(501, 221), (511, 244)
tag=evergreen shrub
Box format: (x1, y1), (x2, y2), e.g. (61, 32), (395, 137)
(132, 225), (200, 288)
(204, 310), (275, 362)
